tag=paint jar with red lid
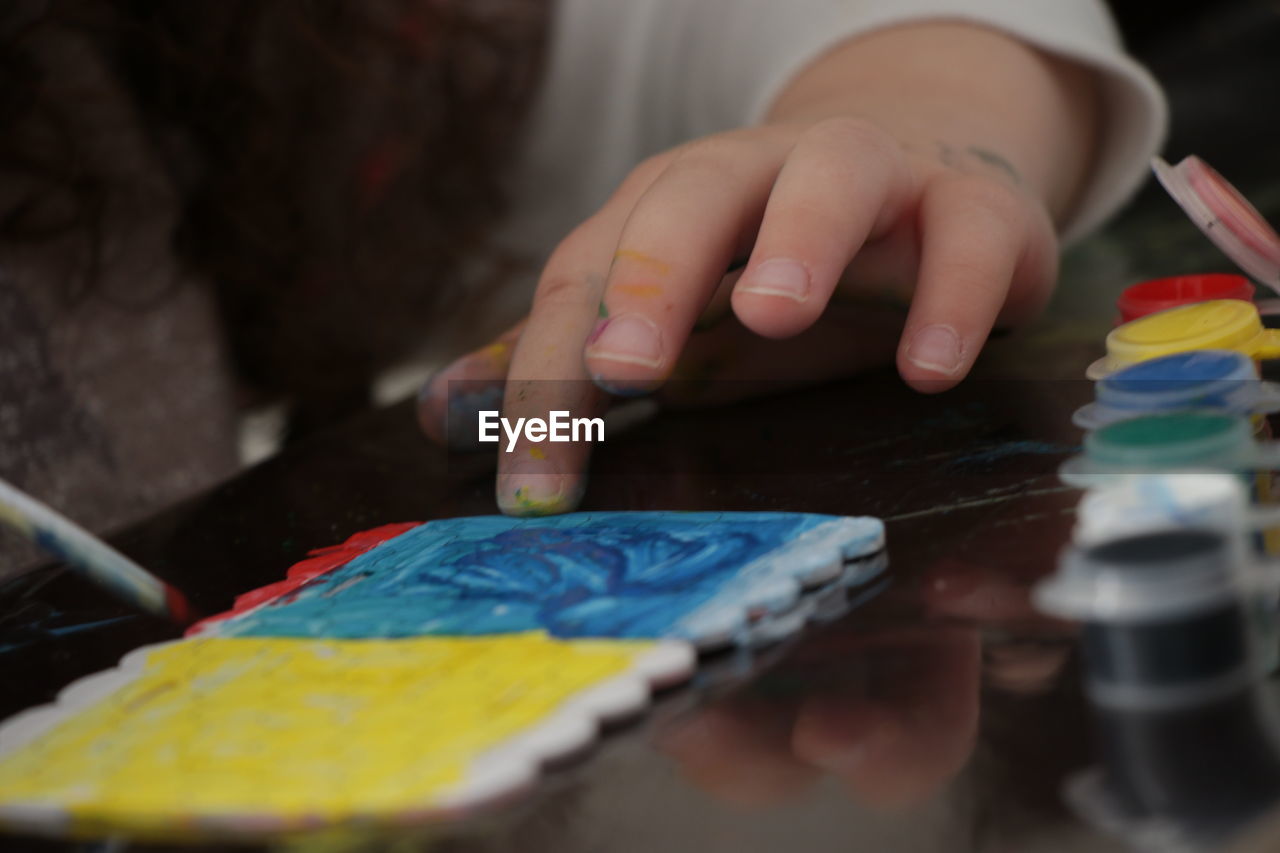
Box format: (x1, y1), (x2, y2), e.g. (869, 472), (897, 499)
(1116, 274), (1255, 325)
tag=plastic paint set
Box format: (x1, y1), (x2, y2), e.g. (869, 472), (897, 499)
(1037, 156), (1280, 848)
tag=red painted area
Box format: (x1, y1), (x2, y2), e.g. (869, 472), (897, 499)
(164, 587), (197, 627)
(185, 522), (422, 637)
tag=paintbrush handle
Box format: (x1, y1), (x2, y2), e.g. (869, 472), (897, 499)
(0, 478), (192, 623)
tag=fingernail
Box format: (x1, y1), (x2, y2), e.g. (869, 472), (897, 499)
(497, 461), (581, 517)
(417, 340), (516, 447)
(737, 258), (810, 301)
(418, 369), (505, 450)
(585, 313), (663, 368)
(448, 384), (506, 450)
(905, 324), (963, 376)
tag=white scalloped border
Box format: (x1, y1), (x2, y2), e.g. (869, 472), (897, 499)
(0, 637), (695, 839)
(0, 513), (888, 838)
(677, 516), (885, 647)
(741, 552), (891, 647)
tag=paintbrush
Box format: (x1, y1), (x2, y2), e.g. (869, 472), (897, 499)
(0, 477), (195, 625)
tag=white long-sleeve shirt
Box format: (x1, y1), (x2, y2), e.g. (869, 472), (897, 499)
(496, 0), (1167, 271)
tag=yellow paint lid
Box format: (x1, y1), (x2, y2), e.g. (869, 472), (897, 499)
(1087, 300), (1280, 379)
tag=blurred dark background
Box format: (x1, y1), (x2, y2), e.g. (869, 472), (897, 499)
(1113, 0), (1278, 183)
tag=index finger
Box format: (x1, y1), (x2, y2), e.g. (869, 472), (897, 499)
(494, 158), (674, 515)
(494, 231), (612, 516)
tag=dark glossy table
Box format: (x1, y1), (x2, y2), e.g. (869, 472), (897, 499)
(4, 3), (1280, 851)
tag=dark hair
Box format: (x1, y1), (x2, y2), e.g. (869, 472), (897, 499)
(0, 0), (551, 432)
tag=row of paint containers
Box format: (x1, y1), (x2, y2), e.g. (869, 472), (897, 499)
(1039, 290), (1280, 654)
(1033, 292), (1280, 841)
(1038, 152), (1280, 632)
(1050, 154), (1280, 563)
(1033, 158), (1280, 840)
(1039, 153), (1280, 632)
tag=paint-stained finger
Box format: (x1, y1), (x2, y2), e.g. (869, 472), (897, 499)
(584, 130), (795, 395)
(495, 154), (679, 515)
(496, 244), (609, 514)
(417, 321), (525, 448)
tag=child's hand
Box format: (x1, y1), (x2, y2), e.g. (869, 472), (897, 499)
(418, 23), (1096, 516)
(420, 121), (1055, 514)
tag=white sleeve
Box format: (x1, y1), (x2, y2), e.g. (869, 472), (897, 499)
(510, 0), (1167, 259)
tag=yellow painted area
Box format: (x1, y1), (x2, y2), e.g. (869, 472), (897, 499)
(0, 501), (30, 534)
(528, 446), (547, 460)
(613, 283), (665, 299)
(613, 249), (671, 276)
(480, 341), (509, 363)
(1254, 469), (1280, 555)
(507, 482), (583, 517)
(0, 634), (653, 834)
(1093, 300), (1280, 377)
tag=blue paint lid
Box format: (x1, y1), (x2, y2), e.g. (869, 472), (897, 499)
(1073, 350), (1280, 430)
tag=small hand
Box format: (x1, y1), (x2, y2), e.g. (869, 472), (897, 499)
(420, 118), (1058, 515)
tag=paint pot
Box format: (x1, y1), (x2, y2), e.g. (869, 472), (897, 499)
(1074, 349), (1280, 430)
(1059, 412), (1280, 485)
(1073, 473), (1276, 552)
(1036, 530), (1280, 833)
(1073, 473), (1280, 673)
(1116, 274), (1255, 325)
(1061, 412), (1280, 556)
(1087, 301), (1280, 380)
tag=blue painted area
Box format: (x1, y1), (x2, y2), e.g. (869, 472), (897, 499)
(0, 612), (137, 655)
(447, 384), (504, 428)
(1096, 350), (1258, 415)
(216, 512), (839, 640)
(947, 440), (1077, 467)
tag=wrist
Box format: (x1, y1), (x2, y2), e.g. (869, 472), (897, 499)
(763, 21), (1099, 226)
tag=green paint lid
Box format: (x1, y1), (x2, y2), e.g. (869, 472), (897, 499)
(1060, 412), (1278, 485)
